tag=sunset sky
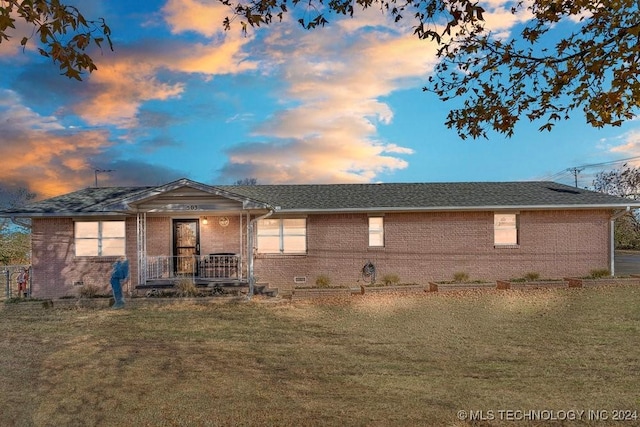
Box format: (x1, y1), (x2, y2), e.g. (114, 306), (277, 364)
(1, 0), (640, 200)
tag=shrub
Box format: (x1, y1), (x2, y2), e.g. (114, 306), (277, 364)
(524, 272), (540, 281)
(589, 268), (611, 279)
(381, 273), (400, 286)
(79, 284), (101, 298)
(452, 272), (469, 283)
(315, 274), (331, 288)
(175, 277), (198, 297)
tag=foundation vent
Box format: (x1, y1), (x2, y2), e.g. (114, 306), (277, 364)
(293, 276), (307, 284)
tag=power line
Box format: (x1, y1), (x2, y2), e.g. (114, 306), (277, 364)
(539, 155), (640, 188)
(572, 155), (640, 170)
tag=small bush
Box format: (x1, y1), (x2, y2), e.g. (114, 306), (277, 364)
(315, 274), (331, 288)
(589, 268), (610, 279)
(381, 274), (400, 286)
(524, 272), (540, 281)
(175, 278), (198, 297)
(79, 284), (101, 298)
(452, 272), (469, 283)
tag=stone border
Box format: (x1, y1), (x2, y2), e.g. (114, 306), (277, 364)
(431, 282), (496, 292)
(563, 276), (640, 288)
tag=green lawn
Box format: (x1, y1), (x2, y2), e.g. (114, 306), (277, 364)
(1, 286), (639, 426)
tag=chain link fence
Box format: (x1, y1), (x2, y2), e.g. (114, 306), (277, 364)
(2, 265), (31, 299)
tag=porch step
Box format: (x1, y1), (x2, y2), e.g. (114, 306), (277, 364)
(254, 283), (278, 297)
(135, 280), (278, 297)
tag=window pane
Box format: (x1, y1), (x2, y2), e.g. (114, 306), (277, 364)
(284, 236), (306, 253)
(75, 221), (125, 256)
(76, 239), (99, 256)
(283, 218), (306, 232)
(75, 222), (99, 238)
(495, 229), (518, 245)
(102, 239), (126, 256)
(369, 217), (383, 230)
(495, 214), (516, 228)
(257, 236), (280, 253)
(369, 232), (384, 247)
(258, 219), (280, 236)
(102, 221), (125, 238)
(369, 217), (384, 247)
(283, 219), (306, 252)
(494, 214), (518, 245)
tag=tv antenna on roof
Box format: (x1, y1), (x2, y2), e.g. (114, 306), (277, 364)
(95, 169), (115, 187)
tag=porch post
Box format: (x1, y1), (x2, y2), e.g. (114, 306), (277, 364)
(239, 212), (243, 280)
(137, 212), (147, 286)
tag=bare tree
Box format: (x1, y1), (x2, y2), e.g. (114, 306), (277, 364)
(593, 165), (640, 249)
(234, 178), (258, 185)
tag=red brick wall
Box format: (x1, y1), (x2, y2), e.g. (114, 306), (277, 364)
(254, 210), (612, 292)
(29, 210), (612, 298)
(30, 215), (250, 298)
(31, 217), (137, 299)
(199, 215), (243, 255)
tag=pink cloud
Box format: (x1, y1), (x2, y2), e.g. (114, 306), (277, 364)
(0, 90), (111, 197)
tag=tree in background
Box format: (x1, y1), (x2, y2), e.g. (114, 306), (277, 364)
(2, 1), (640, 139)
(233, 178), (258, 185)
(593, 166), (640, 250)
(0, 187), (35, 265)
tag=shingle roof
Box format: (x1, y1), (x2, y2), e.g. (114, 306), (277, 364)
(223, 181), (638, 211)
(0, 186), (152, 215)
(1, 180), (637, 217)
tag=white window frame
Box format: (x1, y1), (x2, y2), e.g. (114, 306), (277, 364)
(368, 216), (384, 247)
(257, 218), (307, 254)
(75, 221), (126, 256)
(494, 213), (519, 246)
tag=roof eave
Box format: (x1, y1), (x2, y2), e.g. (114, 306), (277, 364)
(274, 203), (640, 214)
(0, 212), (130, 218)
(105, 178), (270, 211)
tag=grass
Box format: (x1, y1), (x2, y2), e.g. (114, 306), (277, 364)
(1, 286), (639, 426)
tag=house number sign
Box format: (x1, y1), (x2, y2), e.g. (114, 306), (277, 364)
(219, 216), (229, 227)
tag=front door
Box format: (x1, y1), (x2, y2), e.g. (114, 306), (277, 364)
(173, 220), (200, 275)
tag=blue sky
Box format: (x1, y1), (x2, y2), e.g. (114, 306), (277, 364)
(1, 0), (639, 199)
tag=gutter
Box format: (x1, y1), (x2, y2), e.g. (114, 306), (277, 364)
(246, 206), (275, 299)
(267, 203), (640, 215)
(10, 217), (31, 230)
(610, 207), (632, 276)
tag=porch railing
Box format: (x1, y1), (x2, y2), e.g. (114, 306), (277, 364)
(146, 254), (240, 281)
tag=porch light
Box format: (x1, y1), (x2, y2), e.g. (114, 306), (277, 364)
(202, 217), (208, 225)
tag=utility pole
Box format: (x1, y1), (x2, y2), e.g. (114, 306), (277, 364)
(569, 167), (583, 188)
(95, 169), (115, 187)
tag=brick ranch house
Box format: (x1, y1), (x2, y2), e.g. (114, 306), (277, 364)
(2, 178), (638, 299)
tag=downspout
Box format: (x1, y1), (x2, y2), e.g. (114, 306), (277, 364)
(247, 207), (274, 299)
(610, 207), (631, 277)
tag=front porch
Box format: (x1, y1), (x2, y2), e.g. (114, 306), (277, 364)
(121, 180), (276, 297)
(134, 255), (278, 297)
(146, 254), (243, 282)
